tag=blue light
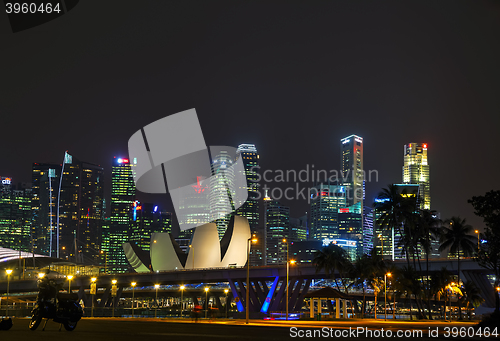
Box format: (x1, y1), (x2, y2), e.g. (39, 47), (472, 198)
(261, 277), (279, 313)
(117, 158), (123, 164)
(375, 198), (390, 203)
(154, 206), (158, 213)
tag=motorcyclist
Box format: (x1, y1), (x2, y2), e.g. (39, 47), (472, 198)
(37, 269), (61, 304)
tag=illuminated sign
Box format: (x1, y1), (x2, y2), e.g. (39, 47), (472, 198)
(374, 198), (390, 203)
(322, 238), (357, 247)
(117, 158), (130, 164)
(154, 206), (158, 213)
(355, 137), (362, 143)
(1, 178), (12, 185)
(342, 139), (350, 144)
(339, 208), (350, 213)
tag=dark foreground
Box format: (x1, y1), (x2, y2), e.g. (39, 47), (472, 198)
(0, 317), (485, 341)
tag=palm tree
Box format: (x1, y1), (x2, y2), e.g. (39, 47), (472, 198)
(460, 281), (484, 320)
(430, 267), (453, 319)
(350, 254), (371, 317)
(439, 217), (477, 319)
(417, 209), (441, 319)
(393, 266), (422, 320)
(313, 244), (351, 293)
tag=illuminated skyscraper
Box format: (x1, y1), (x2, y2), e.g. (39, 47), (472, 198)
(0, 177), (31, 252)
(209, 150), (235, 239)
(264, 193), (290, 265)
(341, 135), (364, 207)
(109, 156), (135, 273)
(235, 144), (261, 265)
(402, 143), (430, 210)
(129, 202), (172, 252)
(309, 180), (347, 240)
(31, 154), (104, 261)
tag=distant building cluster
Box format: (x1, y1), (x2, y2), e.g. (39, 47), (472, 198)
(0, 137), (434, 273)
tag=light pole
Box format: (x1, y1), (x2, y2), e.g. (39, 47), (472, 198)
(224, 289), (229, 318)
(246, 235), (258, 324)
(67, 274), (74, 293)
(112, 279), (117, 317)
(204, 287), (209, 318)
(5, 269), (12, 317)
(91, 277), (97, 318)
(131, 282), (137, 318)
(180, 285), (185, 317)
(475, 230), (480, 253)
(384, 272), (391, 320)
(189, 245), (194, 269)
(154, 284), (160, 318)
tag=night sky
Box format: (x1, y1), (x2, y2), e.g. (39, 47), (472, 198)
(1, 1), (499, 231)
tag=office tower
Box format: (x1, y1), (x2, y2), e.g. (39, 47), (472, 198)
(289, 215), (308, 242)
(338, 202), (363, 258)
(129, 202), (172, 252)
(100, 216), (110, 273)
(264, 193), (290, 265)
(0, 177), (32, 252)
(31, 163), (58, 256)
(402, 143), (430, 210)
(309, 180), (347, 240)
(362, 206), (374, 255)
(374, 184), (419, 260)
(321, 238), (358, 260)
(109, 156), (135, 273)
(31, 153), (104, 261)
(235, 144), (261, 265)
(209, 150), (235, 239)
(340, 135), (364, 207)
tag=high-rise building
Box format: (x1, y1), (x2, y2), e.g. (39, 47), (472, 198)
(0, 177), (32, 252)
(402, 143), (430, 210)
(362, 206), (374, 255)
(341, 135), (364, 207)
(235, 144), (261, 266)
(31, 153), (104, 261)
(374, 184), (419, 260)
(309, 180), (347, 240)
(289, 215), (307, 242)
(264, 193), (290, 265)
(129, 202), (172, 252)
(109, 156), (135, 273)
(209, 150), (235, 239)
(338, 202), (363, 258)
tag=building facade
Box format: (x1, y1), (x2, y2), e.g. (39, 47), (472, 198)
(264, 194), (290, 265)
(309, 181), (347, 240)
(402, 143), (430, 210)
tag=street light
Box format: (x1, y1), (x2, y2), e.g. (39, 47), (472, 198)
(91, 277), (97, 318)
(475, 230), (480, 253)
(112, 279), (117, 317)
(180, 285), (185, 317)
(131, 282), (137, 318)
(204, 287), (209, 318)
(5, 269), (12, 318)
(154, 284), (160, 318)
(224, 289), (229, 318)
(384, 272), (391, 320)
(246, 235), (258, 324)
(286, 259), (296, 321)
(189, 245), (194, 269)
(67, 274), (74, 293)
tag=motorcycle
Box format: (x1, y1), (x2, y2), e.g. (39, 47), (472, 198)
(29, 277), (83, 331)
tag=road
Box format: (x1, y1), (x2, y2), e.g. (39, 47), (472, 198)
(0, 317), (484, 341)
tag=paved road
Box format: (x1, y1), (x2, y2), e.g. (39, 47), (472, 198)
(0, 317), (483, 341)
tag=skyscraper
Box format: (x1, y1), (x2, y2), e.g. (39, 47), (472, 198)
(235, 144), (261, 265)
(129, 202), (172, 252)
(31, 153), (104, 261)
(362, 206), (374, 255)
(341, 135), (364, 207)
(109, 156), (135, 273)
(402, 143), (430, 210)
(309, 180), (347, 240)
(209, 150), (235, 239)
(0, 177), (31, 252)
(264, 193), (290, 265)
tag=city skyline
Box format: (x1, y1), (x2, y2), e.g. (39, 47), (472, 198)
(1, 1), (499, 233)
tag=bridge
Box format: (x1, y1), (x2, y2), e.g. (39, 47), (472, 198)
(0, 258), (496, 315)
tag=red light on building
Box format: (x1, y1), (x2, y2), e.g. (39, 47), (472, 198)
(122, 158), (129, 163)
(339, 208), (350, 213)
(423, 144), (427, 148)
(136, 206), (142, 210)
